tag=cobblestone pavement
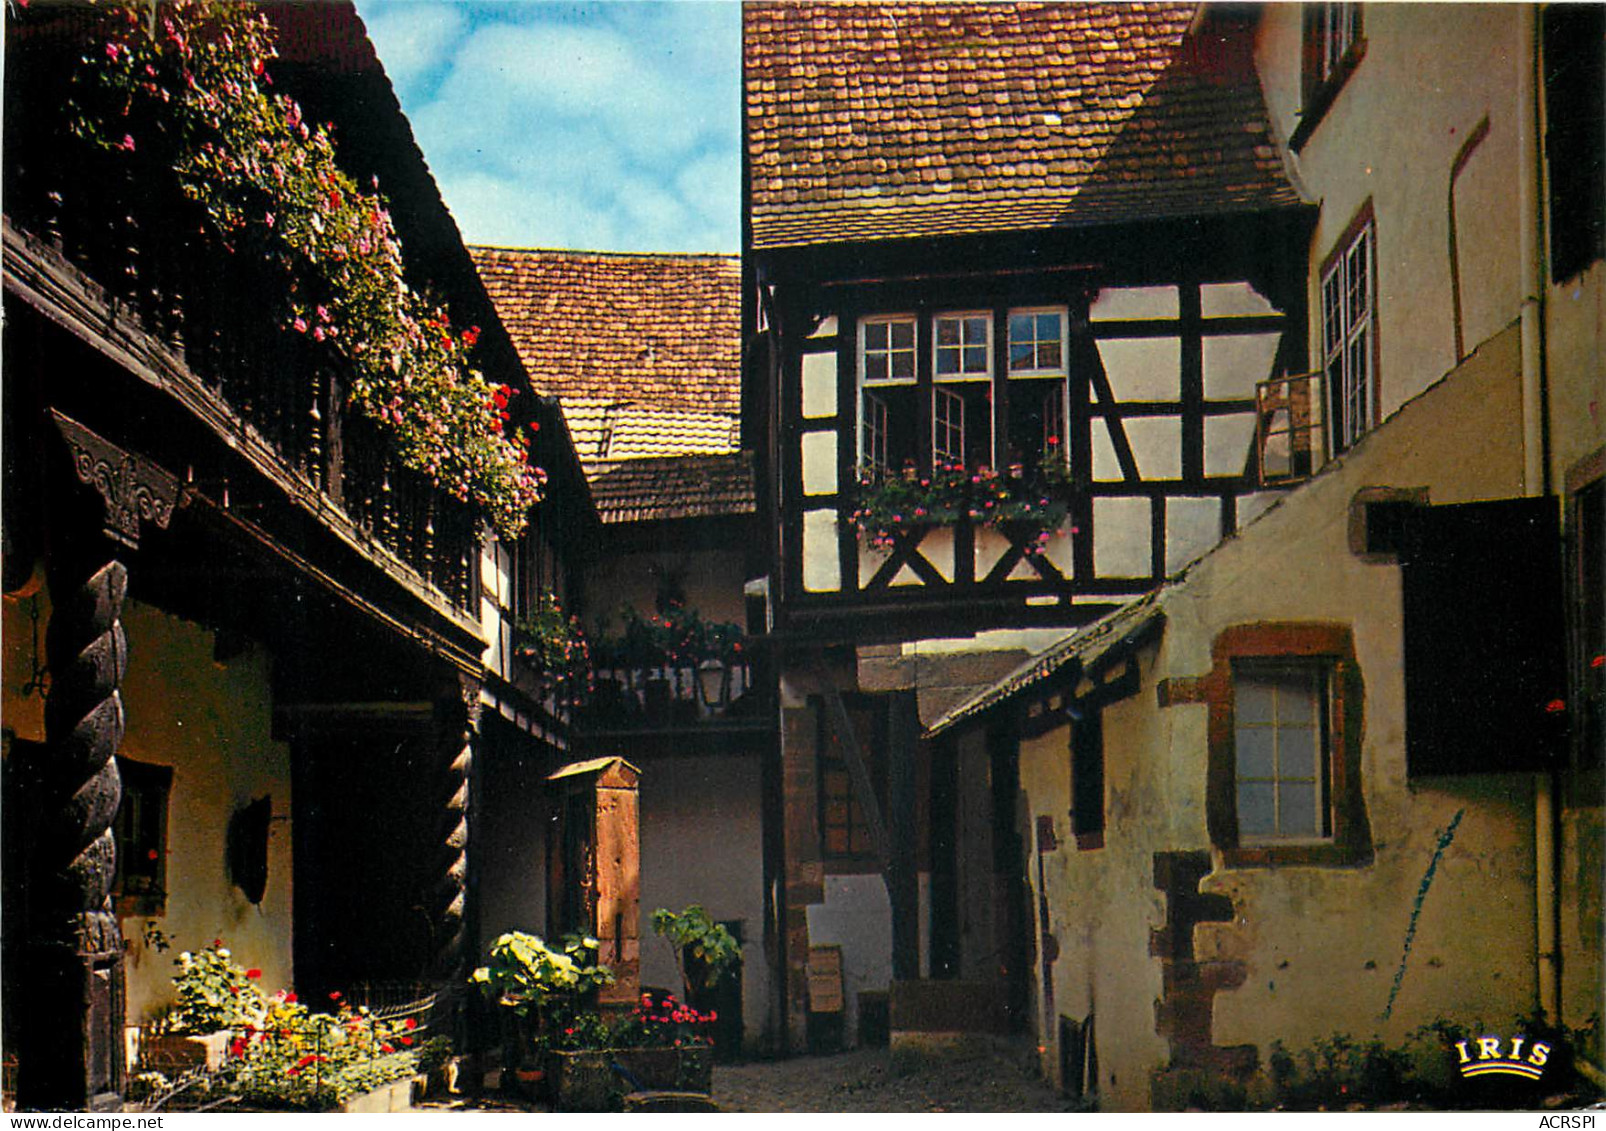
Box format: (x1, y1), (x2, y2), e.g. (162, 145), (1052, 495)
(712, 1044), (1078, 1113)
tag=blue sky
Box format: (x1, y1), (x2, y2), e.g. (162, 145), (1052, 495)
(354, 0), (741, 254)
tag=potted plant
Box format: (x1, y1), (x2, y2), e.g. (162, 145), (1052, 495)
(540, 992), (717, 1111)
(650, 905), (742, 1008)
(139, 939), (266, 1072)
(469, 931), (613, 1089)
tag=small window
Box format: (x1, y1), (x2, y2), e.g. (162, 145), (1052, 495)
(1008, 310), (1065, 375)
(1293, 2), (1365, 150)
(1202, 623), (1372, 868)
(933, 386), (966, 467)
(1070, 713), (1104, 850)
(862, 317), (917, 384)
(113, 758), (173, 917)
(1233, 665), (1331, 842)
(1322, 209), (1376, 454)
(933, 313), (990, 378)
(816, 695), (886, 871)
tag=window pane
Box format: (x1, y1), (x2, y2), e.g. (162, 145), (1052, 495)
(964, 316), (989, 343)
(1279, 781), (1319, 837)
(936, 318), (960, 346)
(1279, 726), (1318, 781)
(890, 320), (914, 349)
(1236, 726), (1276, 780)
(1010, 313), (1033, 341)
(866, 354), (889, 382)
(1036, 313), (1059, 340)
(891, 349), (914, 379)
(825, 770), (850, 797)
(865, 322), (888, 351)
(1038, 341), (1062, 370)
(1238, 782), (1276, 837)
(1010, 342), (1035, 369)
(936, 347), (959, 375)
(826, 828), (850, 855)
(963, 346), (988, 372)
(1238, 679), (1275, 724)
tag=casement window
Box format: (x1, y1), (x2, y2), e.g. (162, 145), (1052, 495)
(113, 757), (174, 916)
(1321, 209), (1376, 454)
(816, 694), (887, 870)
(1543, 4), (1606, 282)
(1293, 2), (1365, 150)
(858, 306), (1069, 475)
(1200, 623), (1372, 867)
(1232, 665), (1331, 842)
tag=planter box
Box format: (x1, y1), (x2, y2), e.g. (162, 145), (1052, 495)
(137, 1030), (232, 1072)
(339, 1076), (417, 1113)
(543, 1047), (712, 1112)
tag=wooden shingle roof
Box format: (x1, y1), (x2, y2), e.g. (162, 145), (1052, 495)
(744, 2), (1303, 249)
(468, 246), (741, 416)
(587, 452), (756, 524)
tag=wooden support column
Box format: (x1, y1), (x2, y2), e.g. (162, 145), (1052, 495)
(887, 692), (920, 982)
(16, 548), (129, 1110)
(428, 678), (478, 1036)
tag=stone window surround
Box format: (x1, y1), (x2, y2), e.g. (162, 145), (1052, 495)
(1159, 621), (1373, 868)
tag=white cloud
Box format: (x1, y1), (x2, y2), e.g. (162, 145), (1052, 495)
(357, 1), (468, 97)
(358, 1), (739, 253)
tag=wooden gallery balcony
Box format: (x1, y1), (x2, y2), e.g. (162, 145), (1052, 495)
(569, 656), (774, 753)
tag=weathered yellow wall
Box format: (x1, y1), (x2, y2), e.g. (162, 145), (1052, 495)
(1022, 326), (1547, 1108)
(2, 592), (295, 1024)
(1256, 5), (1525, 418)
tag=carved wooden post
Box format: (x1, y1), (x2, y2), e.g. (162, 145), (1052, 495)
(429, 677), (478, 1035)
(15, 414), (176, 1110)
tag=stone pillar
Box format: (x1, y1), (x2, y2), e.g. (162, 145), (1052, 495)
(15, 552), (129, 1110)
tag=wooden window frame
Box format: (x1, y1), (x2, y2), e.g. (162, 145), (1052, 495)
(816, 697), (887, 873)
(1202, 623), (1372, 868)
(1291, 2), (1367, 152)
(113, 757), (174, 917)
(1320, 202), (1379, 456)
(933, 311), (993, 380)
(1006, 307), (1069, 378)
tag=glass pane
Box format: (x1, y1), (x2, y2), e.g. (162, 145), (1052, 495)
(1037, 313), (1060, 341)
(1238, 782), (1275, 837)
(1010, 342), (1035, 370)
(1009, 313), (1033, 341)
(936, 347), (959, 375)
(1038, 341), (1061, 370)
(890, 320), (914, 348)
(824, 801), (850, 826)
(936, 318), (960, 346)
(1235, 726), (1276, 780)
(891, 349), (914, 379)
(964, 316), (989, 343)
(1274, 671), (1319, 723)
(850, 826), (871, 854)
(866, 354), (888, 382)
(963, 346), (988, 373)
(1279, 781), (1319, 837)
(826, 828), (849, 855)
(865, 322), (888, 350)
(1237, 679), (1275, 724)
(1279, 725), (1318, 781)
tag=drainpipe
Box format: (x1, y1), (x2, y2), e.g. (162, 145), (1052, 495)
(1517, 5), (1562, 1025)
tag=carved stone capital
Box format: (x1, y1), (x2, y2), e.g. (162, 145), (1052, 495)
(51, 411), (179, 549)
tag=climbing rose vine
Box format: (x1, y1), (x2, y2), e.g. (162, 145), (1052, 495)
(68, 0), (543, 537)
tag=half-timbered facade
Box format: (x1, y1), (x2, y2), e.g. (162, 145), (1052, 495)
(744, 1), (1320, 1052)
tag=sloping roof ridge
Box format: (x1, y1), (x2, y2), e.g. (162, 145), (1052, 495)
(469, 244), (738, 264)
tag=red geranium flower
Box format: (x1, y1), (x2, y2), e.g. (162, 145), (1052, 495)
(246, 968), (262, 979)
(404, 1017), (418, 1030)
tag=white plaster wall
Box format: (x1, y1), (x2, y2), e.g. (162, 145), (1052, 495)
(1256, 5), (1526, 417)
(807, 873), (892, 1043)
(1017, 326), (1539, 1109)
(637, 752), (770, 1049)
(0, 597), (300, 1024)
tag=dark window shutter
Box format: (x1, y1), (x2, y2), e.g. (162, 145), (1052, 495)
(1544, 4), (1606, 282)
(1400, 497), (1569, 776)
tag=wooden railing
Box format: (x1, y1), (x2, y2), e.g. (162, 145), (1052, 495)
(573, 659), (760, 730)
(7, 149), (479, 612)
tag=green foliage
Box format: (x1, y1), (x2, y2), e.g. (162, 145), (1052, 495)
(469, 932), (614, 1020)
(172, 939), (265, 1033)
(650, 904), (742, 995)
(514, 590), (591, 683)
(64, 0), (542, 536)
(852, 454), (1076, 556)
(593, 604), (746, 669)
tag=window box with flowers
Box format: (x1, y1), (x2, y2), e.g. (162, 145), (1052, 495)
(514, 590), (591, 690)
(851, 445), (1077, 558)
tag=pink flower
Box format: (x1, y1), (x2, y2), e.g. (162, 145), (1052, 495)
(119, 134), (136, 152)
(105, 42), (121, 61)
(293, 317), (308, 333)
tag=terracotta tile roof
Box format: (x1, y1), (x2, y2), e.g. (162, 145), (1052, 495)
(468, 246), (742, 415)
(562, 399), (742, 462)
(586, 452), (757, 524)
(744, 2), (1303, 249)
